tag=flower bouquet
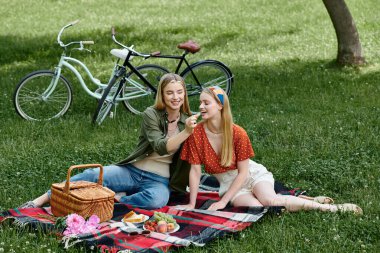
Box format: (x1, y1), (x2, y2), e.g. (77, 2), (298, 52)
(55, 213), (100, 237)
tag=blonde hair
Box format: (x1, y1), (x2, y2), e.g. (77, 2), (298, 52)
(202, 87), (234, 167)
(154, 73), (191, 115)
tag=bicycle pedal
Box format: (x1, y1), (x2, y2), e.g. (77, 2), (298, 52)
(109, 112), (114, 118)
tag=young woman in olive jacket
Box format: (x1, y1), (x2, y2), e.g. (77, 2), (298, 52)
(20, 73), (200, 209)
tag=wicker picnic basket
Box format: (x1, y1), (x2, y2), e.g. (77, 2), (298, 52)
(50, 164), (115, 222)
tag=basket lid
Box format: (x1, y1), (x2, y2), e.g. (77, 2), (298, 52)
(52, 181), (115, 201)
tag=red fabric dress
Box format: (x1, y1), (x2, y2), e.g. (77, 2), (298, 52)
(181, 123), (254, 172)
(181, 123), (274, 202)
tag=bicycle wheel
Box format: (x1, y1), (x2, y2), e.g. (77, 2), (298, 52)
(92, 75), (124, 125)
(13, 70), (73, 121)
(123, 64), (169, 115)
(180, 60), (233, 113)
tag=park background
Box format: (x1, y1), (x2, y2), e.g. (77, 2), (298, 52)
(0, 0), (379, 252)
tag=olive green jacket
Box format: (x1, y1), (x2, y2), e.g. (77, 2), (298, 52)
(116, 106), (191, 193)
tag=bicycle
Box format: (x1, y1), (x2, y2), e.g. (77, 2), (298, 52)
(92, 28), (234, 124)
(13, 20), (119, 121)
(13, 20), (233, 124)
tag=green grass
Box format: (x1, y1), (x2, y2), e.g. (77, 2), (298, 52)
(1, 0), (379, 252)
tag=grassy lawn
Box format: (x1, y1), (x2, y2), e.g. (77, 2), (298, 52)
(0, 0), (379, 252)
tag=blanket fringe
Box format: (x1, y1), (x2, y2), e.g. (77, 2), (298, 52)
(62, 235), (83, 249)
(13, 219), (28, 228)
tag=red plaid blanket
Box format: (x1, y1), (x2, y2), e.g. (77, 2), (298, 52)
(0, 192), (271, 252)
(0, 178), (300, 253)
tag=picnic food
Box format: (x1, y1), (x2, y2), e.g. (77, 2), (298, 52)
(153, 212), (177, 225)
(123, 211), (144, 223)
(144, 220), (157, 231)
(167, 222), (175, 231)
(144, 212), (177, 233)
(157, 220), (168, 233)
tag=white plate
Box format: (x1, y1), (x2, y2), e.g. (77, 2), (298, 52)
(122, 214), (149, 224)
(143, 223), (180, 234)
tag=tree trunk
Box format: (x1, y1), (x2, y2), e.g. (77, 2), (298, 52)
(322, 0), (365, 66)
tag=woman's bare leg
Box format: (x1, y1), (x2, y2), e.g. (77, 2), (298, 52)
(228, 182), (361, 214)
(32, 193), (50, 207)
(252, 181), (334, 212)
(232, 193), (263, 207)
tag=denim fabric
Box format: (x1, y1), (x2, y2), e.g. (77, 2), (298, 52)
(48, 164), (170, 209)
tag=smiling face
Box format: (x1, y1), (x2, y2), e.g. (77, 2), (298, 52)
(199, 92), (223, 120)
(163, 80), (185, 112)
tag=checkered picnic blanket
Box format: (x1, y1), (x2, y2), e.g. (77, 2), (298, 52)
(0, 192), (269, 252)
(0, 176), (301, 253)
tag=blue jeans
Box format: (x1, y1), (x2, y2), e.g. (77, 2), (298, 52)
(48, 164), (170, 209)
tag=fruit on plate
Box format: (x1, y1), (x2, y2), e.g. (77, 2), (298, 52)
(156, 220), (168, 233)
(144, 212), (178, 233)
(153, 212), (177, 225)
(144, 220), (157, 231)
(123, 211), (144, 223)
(167, 222), (175, 232)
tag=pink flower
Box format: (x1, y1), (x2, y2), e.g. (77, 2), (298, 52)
(63, 226), (82, 236)
(86, 215), (100, 228)
(63, 214), (100, 236)
(63, 228), (72, 236)
(66, 214), (85, 229)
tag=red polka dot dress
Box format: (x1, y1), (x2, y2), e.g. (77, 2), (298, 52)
(181, 122), (274, 202)
(181, 123), (254, 172)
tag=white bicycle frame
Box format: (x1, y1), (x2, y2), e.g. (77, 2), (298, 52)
(43, 52), (153, 104)
(49, 55), (108, 100)
(43, 20), (156, 103)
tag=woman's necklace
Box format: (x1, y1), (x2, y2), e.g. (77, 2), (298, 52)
(205, 124), (223, 135)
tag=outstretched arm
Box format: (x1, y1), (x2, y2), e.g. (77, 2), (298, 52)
(176, 164), (202, 209)
(166, 113), (200, 153)
(208, 159), (249, 211)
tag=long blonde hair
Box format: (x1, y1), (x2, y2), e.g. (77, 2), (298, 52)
(202, 87), (234, 167)
(154, 73), (191, 115)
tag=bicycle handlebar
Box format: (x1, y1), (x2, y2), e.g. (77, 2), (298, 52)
(71, 20), (80, 26)
(56, 21), (152, 57)
(111, 27), (149, 58)
(82, 41), (95, 45)
(57, 20), (94, 49)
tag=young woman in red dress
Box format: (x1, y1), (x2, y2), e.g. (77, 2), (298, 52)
(178, 86), (362, 214)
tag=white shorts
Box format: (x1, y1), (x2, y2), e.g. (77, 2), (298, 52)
(213, 160), (274, 204)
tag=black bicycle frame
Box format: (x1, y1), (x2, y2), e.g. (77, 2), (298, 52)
(120, 50), (201, 94)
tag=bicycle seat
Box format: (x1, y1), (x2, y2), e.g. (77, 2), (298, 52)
(110, 48), (134, 60)
(177, 40), (200, 54)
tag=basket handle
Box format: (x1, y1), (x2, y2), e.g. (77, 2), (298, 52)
(64, 164), (104, 193)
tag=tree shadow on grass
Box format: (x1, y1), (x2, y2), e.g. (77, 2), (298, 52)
(1, 25), (243, 120)
(0, 23), (244, 78)
(2, 24), (378, 121)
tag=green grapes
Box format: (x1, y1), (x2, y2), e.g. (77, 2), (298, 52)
(153, 212), (177, 225)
